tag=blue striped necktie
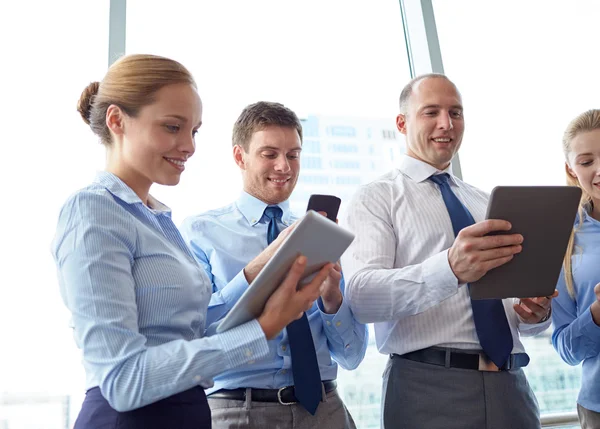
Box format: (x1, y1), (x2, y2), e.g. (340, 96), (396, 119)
(263, 206), (322, 414)
(429, 174), (513, 368)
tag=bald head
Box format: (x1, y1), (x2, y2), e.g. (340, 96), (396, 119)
(399, 74), (460, 115)
(395, 75), (464, 170)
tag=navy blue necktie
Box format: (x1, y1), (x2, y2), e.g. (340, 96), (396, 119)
(429, 174), (513, 368)
(264, 206), (283, 245)
(264, 206), (322, 414)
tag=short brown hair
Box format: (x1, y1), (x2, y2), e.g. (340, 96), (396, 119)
(77, 54), (196, 145)
(232, 101), (303, 151)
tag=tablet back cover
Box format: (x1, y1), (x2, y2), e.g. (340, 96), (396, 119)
(470, 186), (581, 300)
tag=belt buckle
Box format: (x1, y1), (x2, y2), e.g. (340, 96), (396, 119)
(277, 386), (297, 405)
(478, 354), (500, 372)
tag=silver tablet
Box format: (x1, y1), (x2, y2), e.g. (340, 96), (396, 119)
(470, 186), (581, 300)
(216, 210), (355, 333)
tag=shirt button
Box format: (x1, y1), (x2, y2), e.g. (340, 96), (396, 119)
(335, 321), (342, 327)
(245, 349), (253, 357)
(251, 219), (257, 223)
(345, 344), (350, 349)
(326, 321), (332, 326)
(194, 375), (202, 382)
(281, 369), (287, 375)
(282, 345), (287, 352)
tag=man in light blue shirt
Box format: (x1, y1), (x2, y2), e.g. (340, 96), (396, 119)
(181, 101), (368, 429)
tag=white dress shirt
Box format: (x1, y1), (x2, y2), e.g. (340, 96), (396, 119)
(341, 154), (550, 356)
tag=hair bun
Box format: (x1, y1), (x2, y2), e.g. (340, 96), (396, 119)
(77, 82), (100, 125)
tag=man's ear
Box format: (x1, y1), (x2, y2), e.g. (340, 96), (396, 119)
(106, 104), (126, 136)
(396, 114), (408, 135)
(565, 162), (578, 179)
(233, 145), (246, 170)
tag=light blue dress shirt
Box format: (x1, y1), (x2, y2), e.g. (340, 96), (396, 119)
(180, 191), (368, 393)
(552, 210), (600, 412)
(52, 172), (269, 412)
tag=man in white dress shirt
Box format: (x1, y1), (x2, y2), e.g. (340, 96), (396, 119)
(341, 74), (557, 429)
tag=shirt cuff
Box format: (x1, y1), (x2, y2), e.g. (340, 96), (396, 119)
(422, 249), (460, 295)
(580, 307), (600, 341)
(217, 319), (270, 368)
(517, 300), (552, 334)
(319, 297), (354, 340)
(217, 269), (250, 310)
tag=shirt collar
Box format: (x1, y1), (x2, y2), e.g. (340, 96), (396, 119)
(236, 191), (292, 226)
(581, 204), (600, 226)
(93, 171), (171, 214)
(398, 154), (456, 184)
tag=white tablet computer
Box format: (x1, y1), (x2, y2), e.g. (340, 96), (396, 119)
(216, 210), (355, 333)
(470, 186), (581, 300)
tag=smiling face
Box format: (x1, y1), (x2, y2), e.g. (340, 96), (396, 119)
(566, 129), (600, 218)
(234, 125), (302, 205)
(396, 77), (464, 170)
(106, 83), (203, 201)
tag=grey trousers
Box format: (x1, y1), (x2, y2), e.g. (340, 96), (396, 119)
(578, 403), (600, 429)
(208, 388), (356, 429)
(382, 354), (541, 429)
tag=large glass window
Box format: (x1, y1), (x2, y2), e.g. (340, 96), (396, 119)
(7, 2), (583, 428)
(0, 2), (109, 428)
(432, 0), (600, 418)
(126, 1), (410, 426)
(125, 0), (409, 219)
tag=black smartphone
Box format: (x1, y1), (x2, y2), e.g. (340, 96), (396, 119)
(306, 194), (341, 222)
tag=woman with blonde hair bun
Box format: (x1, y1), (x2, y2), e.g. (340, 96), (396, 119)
(551, 109), (600, 429)
(52, 54), (333, 429)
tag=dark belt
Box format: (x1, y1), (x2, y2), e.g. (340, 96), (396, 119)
(395, 347), (530, 372)
(208, 380), (337, 405)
